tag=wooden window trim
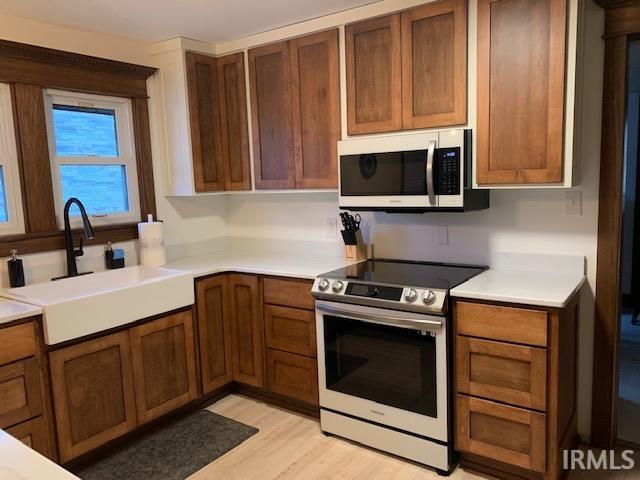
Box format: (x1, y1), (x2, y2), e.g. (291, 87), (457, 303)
(0, 40), (157, 256)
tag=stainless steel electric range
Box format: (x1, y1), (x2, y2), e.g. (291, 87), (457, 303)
(311, 259), (487, 475)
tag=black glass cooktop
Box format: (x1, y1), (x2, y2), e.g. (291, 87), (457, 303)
(320, 259), (487, 290)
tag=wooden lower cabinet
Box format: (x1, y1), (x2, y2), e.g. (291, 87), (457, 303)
(266, 349), (318, 405)
(264, 305), (316, 357)
(196, 275), (233, 394)
(228, 274), (265, 388)
(0, 357), (43, 428)
(50, 331), (137, 462)
(129, 311), (198, 424)
(6, 415), (54, 459)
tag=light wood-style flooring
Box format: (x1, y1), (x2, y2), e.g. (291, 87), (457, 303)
(190, 394), (640, 480)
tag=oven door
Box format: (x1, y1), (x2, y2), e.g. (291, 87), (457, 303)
(315, 300), (448, 442)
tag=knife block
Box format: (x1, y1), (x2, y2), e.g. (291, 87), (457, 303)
(345, 230), (370, 262)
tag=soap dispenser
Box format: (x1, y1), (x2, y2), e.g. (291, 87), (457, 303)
(7, 249), (25, 287)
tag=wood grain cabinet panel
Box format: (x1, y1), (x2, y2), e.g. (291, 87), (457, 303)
(266, 349), (318, 405)
(290, 29), (340, 188)
(0, 358), (42, 428)
(130, 310), (198, 424)
(186, 52), (225, 192)
(249, 41), (295, 189)
(345, 14), (402, 134)
(0, 322), (36, 366)
(196, 275), (234, 394)
(456, 336), (547, 410)
(263, 277), (315, 311)
(6, 416), (53, 459)
(400, 0), (467, 129)
(456, 395), (546, 473)
(49, 331), (137, 462)
(217, 52), (251, 191)
(228, 274), (265, 387)
(264, 305), (316, 357)
(476, 0), (566, 184)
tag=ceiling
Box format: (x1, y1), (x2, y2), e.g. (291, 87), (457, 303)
(0, 0), (379, 44)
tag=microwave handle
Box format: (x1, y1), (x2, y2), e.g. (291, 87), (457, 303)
(426, 141), (436, 206)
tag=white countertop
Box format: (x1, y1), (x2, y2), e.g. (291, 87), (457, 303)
(0, 430), (78, 480)
(166, 250), (355, 280)
(0, 297), (42, 326)
(450, 269), (586, 308)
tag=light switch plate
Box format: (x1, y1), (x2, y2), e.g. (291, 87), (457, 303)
(435, 225), (449, 245)
(565, 191), (582, 216)
(326, 218), (337, 238)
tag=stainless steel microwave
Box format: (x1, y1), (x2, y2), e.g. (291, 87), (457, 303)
(337, 129), (489, 212)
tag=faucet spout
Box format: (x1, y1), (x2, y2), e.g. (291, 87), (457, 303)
(57, 198), (95, 280)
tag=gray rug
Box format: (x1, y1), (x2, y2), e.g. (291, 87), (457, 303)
(74, 410), (258, 480)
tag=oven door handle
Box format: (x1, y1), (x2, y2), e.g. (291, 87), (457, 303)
(316, 304), (443, 332)
(426, 140), (437, 206)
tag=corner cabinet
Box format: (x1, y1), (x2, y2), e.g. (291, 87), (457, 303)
(249, 29), (340, 189)
(345, 0), (467, 135)
(475, 0), (578, 187)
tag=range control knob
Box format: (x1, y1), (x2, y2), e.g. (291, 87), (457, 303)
(404, 288), (418, 303)
(422, 290), (437, 305)
(318, 279), (330, 291)
(332, 280), (344, 293)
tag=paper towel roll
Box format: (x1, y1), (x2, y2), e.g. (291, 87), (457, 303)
(138, 215), (166, 267)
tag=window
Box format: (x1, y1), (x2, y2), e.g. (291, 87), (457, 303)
(44, 89), (140, 227)
(0, 83), (25, 235)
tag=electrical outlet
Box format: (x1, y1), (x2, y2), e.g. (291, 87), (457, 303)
(326, 218), (337, 238)
(435, 225), (449, 245)
(565, 191), (582, 216)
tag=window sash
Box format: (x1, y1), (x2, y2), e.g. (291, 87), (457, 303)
(0, 84), (25, 235)
(44, 89), (141, 228)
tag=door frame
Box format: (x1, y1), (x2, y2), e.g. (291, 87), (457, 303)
(592, 0), (640, 448)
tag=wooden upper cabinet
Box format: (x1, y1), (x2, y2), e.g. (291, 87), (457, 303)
(228, 274), (265, 387)
(401, 0), (467, 129)
(49, 331), (137, 462)
(217, 53), (251, 190)
(129, 310), (198, 424)
(290, 29), (341, 188)
(476, 0), (566, 185)
(186, 52), (225, 192)
(249, 41), (296, 189)
(196, 275), (234, 394)
(345, 14), (402, 134)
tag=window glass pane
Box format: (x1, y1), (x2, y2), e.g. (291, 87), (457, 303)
(0, 166), (8, 222)
(52, 105), (118, 157)
(60, 165), (129, 216)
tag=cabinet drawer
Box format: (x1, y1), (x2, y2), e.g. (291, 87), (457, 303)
(456, 395), (546, 473)
(0, 357), (42, 428)
(265, 305), (316, 357)
(456, 336), (547, 410)
(266, 349), (318, 405)
(456, 302), (548, 347)
(263, 277), (314, 310)
(0, 322), (36, 366)
(6, 416), (53, 459)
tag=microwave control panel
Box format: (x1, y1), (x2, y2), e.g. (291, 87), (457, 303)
(435, 147), (460, 196)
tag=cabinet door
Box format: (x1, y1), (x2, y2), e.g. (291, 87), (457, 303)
(50, 331), (137, 462)
(249, 41), (295, 189)
(196, 275), (233, 394)
(186, 51), (225, 192)
(476, 0), (566, 184)
(401, 0), (467, 129)
(0, 358), (42, 429)
(456, 395), (546, 473)
(218, 52), (251, 191)
(345, 14), (402, 134)
(264, 305), (316, 357)
(130, 310), (198, 424)
(228, 274), (265, 387)
(6, 416), (53, 459)
(290, 29), (341, 188)
(266, 349), (318, 405)
(456, 336), (547, 410)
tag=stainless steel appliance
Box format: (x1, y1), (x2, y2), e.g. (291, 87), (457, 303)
(311, 259), (487, 474)
(337, 129), (489, 212)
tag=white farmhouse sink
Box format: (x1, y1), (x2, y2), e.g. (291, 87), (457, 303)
(3, 266), (194, 345)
